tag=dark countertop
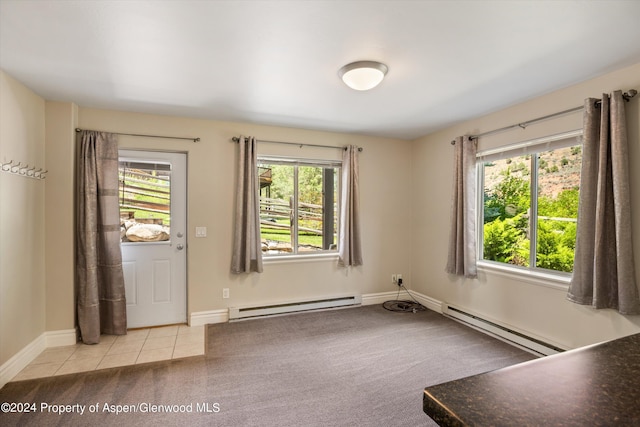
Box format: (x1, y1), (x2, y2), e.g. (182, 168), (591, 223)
(423, 332), (640, 426)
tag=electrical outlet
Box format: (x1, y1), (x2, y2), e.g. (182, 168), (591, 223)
(397, 274), (403, 286)
(392, 274), (397, 284)
(223, 288), (229, 299)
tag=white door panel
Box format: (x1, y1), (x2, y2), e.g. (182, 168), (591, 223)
(119, 150), (187, 328)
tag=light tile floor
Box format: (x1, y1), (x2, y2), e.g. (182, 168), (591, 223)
(11, 324), (205, 382)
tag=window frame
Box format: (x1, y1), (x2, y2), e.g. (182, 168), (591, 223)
(257, 155), (342, 258)
(476, 129), (583, 280)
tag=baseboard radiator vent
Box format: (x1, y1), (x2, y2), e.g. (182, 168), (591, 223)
(229, 295), (362, 321)
(443, 304), (564, 357)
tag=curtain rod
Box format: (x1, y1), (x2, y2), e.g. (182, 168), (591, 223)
(232, 136), (363, 152)
(450, 89), (638, 145)
(76, 128), (200, 143)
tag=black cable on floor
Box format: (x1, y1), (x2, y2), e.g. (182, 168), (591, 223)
(383, 284), (427, 313)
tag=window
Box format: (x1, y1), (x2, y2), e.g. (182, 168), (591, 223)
(258, 157), (341, 255)
(479, 131), (582, 274)
(119, 160), (172, 243)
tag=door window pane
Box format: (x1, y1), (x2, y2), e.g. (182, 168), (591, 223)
(119, 161), (171, 243)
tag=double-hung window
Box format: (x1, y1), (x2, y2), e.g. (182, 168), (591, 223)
(258, 156), (341, 256)
(478, 131), (583, 275)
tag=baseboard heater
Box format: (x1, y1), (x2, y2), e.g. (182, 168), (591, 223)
(442, 304), (564, 356)
(229, 295), (362, 320)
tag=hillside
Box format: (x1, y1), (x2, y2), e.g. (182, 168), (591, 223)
(484, 145), (582, 199)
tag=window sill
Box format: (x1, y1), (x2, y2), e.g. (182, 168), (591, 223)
(477, 261), (570, 291)
(263, 252), (339, 265)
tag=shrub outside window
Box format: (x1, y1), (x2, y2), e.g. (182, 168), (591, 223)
(479, 132), (582, 274)
(258, 157), (340, 256)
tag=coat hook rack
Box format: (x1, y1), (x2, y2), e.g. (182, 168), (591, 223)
(0, 160), (47, 180)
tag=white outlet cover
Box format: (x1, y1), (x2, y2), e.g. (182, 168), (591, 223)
(195, 227), (207, 237)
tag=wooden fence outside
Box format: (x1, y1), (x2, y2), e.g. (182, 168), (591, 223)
(260, 196), (324, 235)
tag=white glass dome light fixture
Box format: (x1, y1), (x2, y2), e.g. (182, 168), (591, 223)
(338, 60), (388, 91)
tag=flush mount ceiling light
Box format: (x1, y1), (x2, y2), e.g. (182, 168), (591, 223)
(338, 61), (388, 91)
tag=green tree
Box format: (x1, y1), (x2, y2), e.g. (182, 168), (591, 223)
(538, 188), (579, 218)
(536, 220), (574, 272)
(265, 165), (325, 206)
(484, 171), (530, 222)
(535, 187), (579, 271)
(267, 164), (293, 201)
(298, 166), (323, 205)
(483, 214), (529, 266)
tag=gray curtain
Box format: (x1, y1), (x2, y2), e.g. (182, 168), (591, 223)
(338, 145), (363, 267)
(231, 136), (263, 273)
(567, 91), (639, 314)
(76, 131), (127, 344)
(445, 136), (477, 278)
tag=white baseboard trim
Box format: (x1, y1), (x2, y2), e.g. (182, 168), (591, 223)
(0, 335), (46, 389)
(45, 328), (78, 347)
(0, 328), (78, 389)
(190, 309), (229, 326)
(0, 334), (45, 389)
(0, 329), (76, 388)
(361, 291), (402, 305)
(407, 290), (443, 313)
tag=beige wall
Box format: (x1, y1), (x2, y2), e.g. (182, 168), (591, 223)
(47, 108), (414, 322)
(0, 70), (46, 366)
(44, 101), (77, 331)
(411, 62), (640, 349)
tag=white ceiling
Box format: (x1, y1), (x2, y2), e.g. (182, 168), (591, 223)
(2, 1), (640, 140)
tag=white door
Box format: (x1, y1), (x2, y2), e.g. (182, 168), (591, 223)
(119, 150), (187, 328)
